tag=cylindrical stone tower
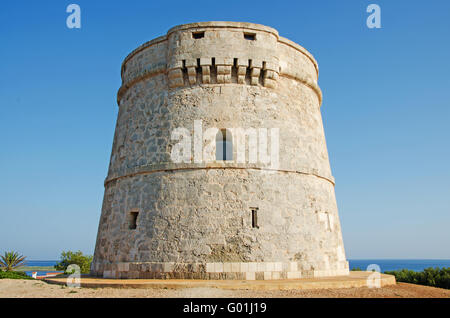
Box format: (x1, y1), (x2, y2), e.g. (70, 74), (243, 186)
(91, 22), (349, 280)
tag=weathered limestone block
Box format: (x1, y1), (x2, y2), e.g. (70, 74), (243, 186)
(200, 58), (211, 84)
(236, 58), (248, 84)
(249, 59), (262, 86)
(263, 61), (279, 88)
(216, 57), (233, 84)
(168, 61), (184, 88)
(185, 59), (197, 85)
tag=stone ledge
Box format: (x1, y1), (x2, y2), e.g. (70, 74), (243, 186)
(104, 164), (335, 187)
(44, 271), (396, 290)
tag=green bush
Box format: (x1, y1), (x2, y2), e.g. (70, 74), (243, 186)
(385, 267), (450, 290)
(0, 270), (33, 280)
(55, 250), (93, 274)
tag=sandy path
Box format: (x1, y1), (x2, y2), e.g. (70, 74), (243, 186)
(1, 279), (450, 298)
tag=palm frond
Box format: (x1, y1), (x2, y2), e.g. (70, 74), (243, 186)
(0, 251), (27, 271)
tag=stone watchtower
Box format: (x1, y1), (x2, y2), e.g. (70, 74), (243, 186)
(91, 22), (349, 280)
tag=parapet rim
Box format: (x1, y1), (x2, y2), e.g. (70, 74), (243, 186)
(278, 36), (319, 76)
(166, 21), (279, 37)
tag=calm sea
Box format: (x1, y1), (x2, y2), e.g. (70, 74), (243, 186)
(349, 259), (450, 272)
(24, 260), (58, 267)
(23, 259), (450, 274)
(23, 260), (59, 277)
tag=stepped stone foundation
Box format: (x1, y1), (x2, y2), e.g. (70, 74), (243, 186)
(91, 22), (349, 280)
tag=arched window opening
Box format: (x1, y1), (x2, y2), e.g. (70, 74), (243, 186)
(216, 129), (233, 161)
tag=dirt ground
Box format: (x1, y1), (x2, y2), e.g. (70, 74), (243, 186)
(1, 279), (450, 298)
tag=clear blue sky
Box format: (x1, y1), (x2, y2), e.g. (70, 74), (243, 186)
(1, 0), (449, 260)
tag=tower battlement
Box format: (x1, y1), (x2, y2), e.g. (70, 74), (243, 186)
(118, 22), (321, 104)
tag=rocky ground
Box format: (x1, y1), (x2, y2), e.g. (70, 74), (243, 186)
(1, 279), (449, 298)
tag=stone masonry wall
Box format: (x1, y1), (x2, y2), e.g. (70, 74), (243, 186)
(91, 22), (349, 280)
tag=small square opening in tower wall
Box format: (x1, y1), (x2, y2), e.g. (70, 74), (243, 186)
(244, 33), (256, 40)
(192, 31), (205, 39)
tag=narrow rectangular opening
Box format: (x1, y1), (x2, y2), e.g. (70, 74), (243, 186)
(244, 33), (256, 40)
(210, 57), (217, 83)
(196, 58), (202, 82)
(129, 211), (138, 230)
(245, 59), (252, 84)
(251, 208), (259, 228)
(181, 59), (188, 83)
(259, 61), (266, 85)
(231, 58), (238, 83)
(192, 31), (205, 39)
